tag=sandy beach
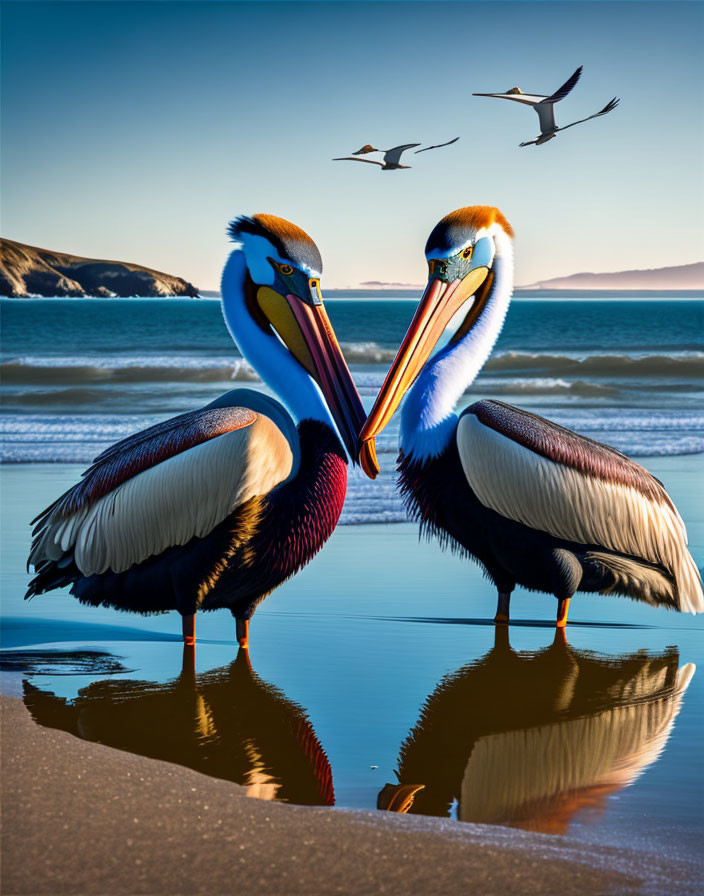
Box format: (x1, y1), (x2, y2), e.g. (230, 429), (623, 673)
(6, 694), (700, 896)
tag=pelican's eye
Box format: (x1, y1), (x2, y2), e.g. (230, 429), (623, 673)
(462, 246), (473, 260)
(309, 278), (322, 305)
(279, 263), (294, 276)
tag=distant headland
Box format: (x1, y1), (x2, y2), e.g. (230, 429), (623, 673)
(0, 238), (199, 298)
(517, 262), (704, 291)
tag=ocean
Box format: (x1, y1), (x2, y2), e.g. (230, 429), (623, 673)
(2, 295), (703, 525)
(1, 294), (703, 867)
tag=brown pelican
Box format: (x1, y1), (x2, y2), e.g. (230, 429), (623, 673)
(334, 139), (459, 170)
(473, 66), (619, 146)
(359, 206), (703, 625)
(26, 215), (367, 648)
(378, 628), (694, 833)
(23, 648), (334, 806)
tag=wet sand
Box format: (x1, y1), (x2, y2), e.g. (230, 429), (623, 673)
(2, 696), (697, 896)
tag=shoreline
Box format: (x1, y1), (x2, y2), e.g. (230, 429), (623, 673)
(2, 695), (697, 896)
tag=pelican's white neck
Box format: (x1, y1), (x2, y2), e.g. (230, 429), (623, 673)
(401, 230), (514, 460)
(220, 249), (336, 431)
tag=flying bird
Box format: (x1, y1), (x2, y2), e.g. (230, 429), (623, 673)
(334, 138), (459, 170)
(26, 214), (367, 649)
(358, 206), (703, 626)
(334, 144), (421, 170)
(473, 66), (619, 146)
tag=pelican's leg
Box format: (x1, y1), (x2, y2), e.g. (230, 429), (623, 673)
(182, 613), (196, 646)
(236, 618), (249, 650)
(550, 549), (581, 629)
(494, 592), (511, 625)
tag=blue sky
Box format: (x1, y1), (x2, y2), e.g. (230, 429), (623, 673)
(2, 1), (703, 289)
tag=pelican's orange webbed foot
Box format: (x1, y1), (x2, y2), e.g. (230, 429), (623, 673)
(182, 613), (196, 646)
(236, 618), (249, 649)
(556, 597), (571, 628)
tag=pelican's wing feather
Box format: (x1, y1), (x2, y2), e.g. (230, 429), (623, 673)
(473, 92), (547, 107)
(333, 156), (384, 166)
(28, 406), (294, 578)
(414, 137), (460, 154)
(456, 401), (703, 612)
(539, 66), (583, 105)
(556, 97), (620, 132)
(383, 144), (421, 166)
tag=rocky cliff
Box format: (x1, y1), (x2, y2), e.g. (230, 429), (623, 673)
(0, 238), (199, 297)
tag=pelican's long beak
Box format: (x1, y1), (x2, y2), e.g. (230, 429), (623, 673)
(358, 267), (490, 478)
(285, 295), (367, 461)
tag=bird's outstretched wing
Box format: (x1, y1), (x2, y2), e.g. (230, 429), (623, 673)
(456, 400), (703, 613)
(27, 401), (294, 584)
(333, 156), (384, 166)
(414, 137), (460, 155)
(556, 97), (620, 132)
(539, 66), (583, 105)
(383, 144), (421, 166)
(473, 91), (547, 107)
(414, 137), (460, 154)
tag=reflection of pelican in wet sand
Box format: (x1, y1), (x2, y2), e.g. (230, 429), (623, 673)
(23, 649), (334, 806)
(378, 630), (694, 833)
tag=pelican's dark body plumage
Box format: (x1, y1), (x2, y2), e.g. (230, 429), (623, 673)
(27, 214), (366, 646)
(360, 206), (703, 625)
(29, 409), (346, 623)
(398, 400), (687, 609)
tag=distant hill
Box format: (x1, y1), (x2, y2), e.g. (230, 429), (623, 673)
(518, 262), (704, 291)
(0, 238), (199, 298)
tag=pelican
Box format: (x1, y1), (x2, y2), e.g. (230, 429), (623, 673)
(334, 139), (459, 169)
(359, 206), (703, 626)
(27, 214), (367, 648)
(473, 66), (619, 146)
(379, 629), (694, 832)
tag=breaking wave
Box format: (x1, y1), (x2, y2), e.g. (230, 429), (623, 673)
(487, 351), (704, 377)
(3, 349), (702, 387)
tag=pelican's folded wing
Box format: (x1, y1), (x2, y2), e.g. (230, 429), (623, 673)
(456, 400), (703, 612)
(28, 406), (294, 579)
